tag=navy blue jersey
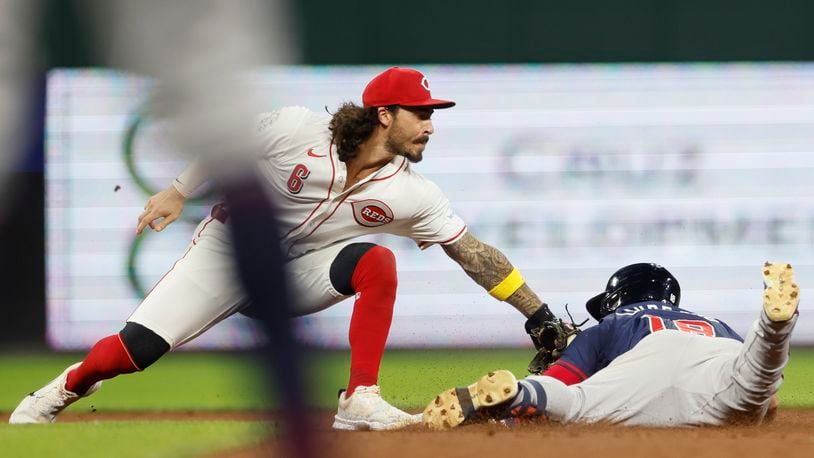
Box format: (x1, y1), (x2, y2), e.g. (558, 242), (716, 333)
(544, 301), (743, 384)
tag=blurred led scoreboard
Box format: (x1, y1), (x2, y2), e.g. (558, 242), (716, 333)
(46, 64), (814, 349)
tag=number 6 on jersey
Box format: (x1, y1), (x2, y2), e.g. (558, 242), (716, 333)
(287, 164), (310, 194)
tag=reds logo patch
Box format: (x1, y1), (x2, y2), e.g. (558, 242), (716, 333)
(352, 200), (394, 227)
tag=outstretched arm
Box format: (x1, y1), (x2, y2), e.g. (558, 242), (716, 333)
(136, 185), (186, 235)
(135, 161), (208, 235)
(442, 232), (576, 371)
(441, 232), (545, 318)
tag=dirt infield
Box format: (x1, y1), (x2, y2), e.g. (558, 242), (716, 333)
(225, 409), (814, 458)
(40, 409), (814, 457)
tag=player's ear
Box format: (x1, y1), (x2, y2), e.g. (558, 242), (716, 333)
(377, 107), (393, 128)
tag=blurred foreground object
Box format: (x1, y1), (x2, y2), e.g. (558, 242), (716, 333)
(0, 0), (41, 220)
(96, 1), (312, 455)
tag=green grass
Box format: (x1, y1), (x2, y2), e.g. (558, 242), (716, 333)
(311, 348), (538, 408)
(2, 348), (813, 411)
(779, 348), (814, 407)
(0, 421), (268, 458)
(1, 348), (813, 457)
(0, 353), (270, 412)
(0, 349), (539, 412)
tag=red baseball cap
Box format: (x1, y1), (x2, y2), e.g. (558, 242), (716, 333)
(362, 67), (456, 109)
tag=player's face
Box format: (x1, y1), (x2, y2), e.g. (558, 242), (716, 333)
(385, 107), (434, 163)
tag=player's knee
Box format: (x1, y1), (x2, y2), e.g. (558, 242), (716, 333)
(361, 245), (397, 288)
(119, 322), (171, 370)
(329, 243), (397, 296)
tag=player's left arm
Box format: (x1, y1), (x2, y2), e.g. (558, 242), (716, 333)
(542, 325), (603, 384)
(441, 232), (542, 317)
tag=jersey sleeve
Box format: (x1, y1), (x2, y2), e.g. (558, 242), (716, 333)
(408, 177), (467, 249)
(172, 160), (208, 197)
(542, 325), (604, 385)
(255, 106), (315, 158)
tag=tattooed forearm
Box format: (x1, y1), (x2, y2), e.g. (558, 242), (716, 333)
(505, 283), (544, 317)
(442, 233), (511, 287)
(442, 232), (544, 317)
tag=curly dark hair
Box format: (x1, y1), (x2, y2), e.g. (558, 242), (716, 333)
(329, 102), (398, 162)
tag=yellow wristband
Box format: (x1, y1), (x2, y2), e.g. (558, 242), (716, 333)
(488, 267), (525, 301)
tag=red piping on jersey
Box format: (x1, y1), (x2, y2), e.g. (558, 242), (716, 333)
(549, 359), (588, 383)
(369, 157), (407, 181)
(283, 141), (337, 239)
(287, 157), (407, 253)
(287, 191), (354, 255)
(418, 225), (468, 249)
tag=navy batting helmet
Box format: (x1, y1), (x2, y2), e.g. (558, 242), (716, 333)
(586, 263), (681, 321)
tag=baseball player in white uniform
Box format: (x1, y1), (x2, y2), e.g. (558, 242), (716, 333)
(423, 262), (799, 430)
(10, 67), (565, 430)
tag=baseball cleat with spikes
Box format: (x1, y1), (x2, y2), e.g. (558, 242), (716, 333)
(762, 262), (799, 323)
(423, 370), (518, 430)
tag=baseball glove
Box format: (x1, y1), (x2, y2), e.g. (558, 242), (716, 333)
(525, 305), (586, 374)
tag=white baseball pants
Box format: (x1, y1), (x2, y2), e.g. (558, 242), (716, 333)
(529, 311), (796, 426)
(128, 216), (352, 348)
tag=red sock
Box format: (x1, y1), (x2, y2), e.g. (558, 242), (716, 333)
(346, 246), (397, 397)
(65, 334), (140, 395)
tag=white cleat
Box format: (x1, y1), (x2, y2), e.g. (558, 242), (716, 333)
(332, 385), (420, 431)
(762, 262), (800, 323)
(423, 370), (518, 430)
(8, 362), (102, 424)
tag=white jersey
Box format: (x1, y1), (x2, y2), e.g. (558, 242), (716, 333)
(255, 106), (467, 260)
(131, 107), (468, 348)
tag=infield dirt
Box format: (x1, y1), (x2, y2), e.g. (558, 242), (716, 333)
(72, 408), (806, 458)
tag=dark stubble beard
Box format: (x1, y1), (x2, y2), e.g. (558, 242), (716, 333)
(385, 133), (427, 163)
